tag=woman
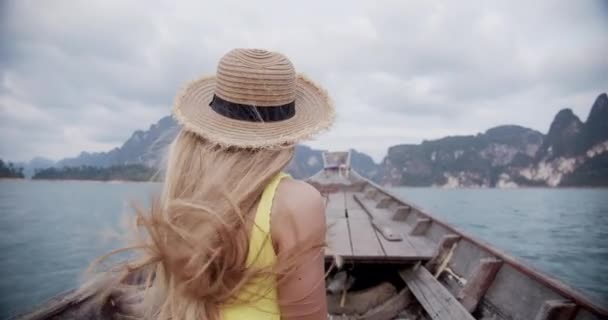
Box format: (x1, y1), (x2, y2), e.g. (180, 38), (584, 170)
(94, 48), (335, 320)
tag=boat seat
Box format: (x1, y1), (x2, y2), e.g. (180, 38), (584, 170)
(400, 265), (475, 320)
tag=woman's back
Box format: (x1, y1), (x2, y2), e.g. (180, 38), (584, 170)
(93, 48), (334, 320)
(220, 172), (286, 319)
(223, 172), (328, 320)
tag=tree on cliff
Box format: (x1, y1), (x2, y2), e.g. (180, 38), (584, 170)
(0, 159), (25, 178)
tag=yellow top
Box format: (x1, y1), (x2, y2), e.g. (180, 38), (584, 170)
(220, 172), (289, 320)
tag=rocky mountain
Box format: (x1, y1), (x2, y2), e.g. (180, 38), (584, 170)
(536, 109), (583, 159)
(537, 93), (608, 160)
(57, 116), (179, 168)
(53, 116), (379, 180)
(351, 149), (382, 181)
(383, 125), (544, 187)
(382, 93), (608, 187)
(502, 93), (608, 187)
(48, 93), (607, 187)
(583, 93), (608, 149)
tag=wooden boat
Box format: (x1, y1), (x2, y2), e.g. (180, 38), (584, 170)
(14, 151), (608, 320)
(313, 151), (608, 320)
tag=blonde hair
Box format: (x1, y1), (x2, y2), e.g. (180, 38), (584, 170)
(89, 129), (323, 319)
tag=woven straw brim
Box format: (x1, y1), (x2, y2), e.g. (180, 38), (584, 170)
(173, 74), (335, 149)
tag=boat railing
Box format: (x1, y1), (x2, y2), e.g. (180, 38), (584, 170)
(360, 175), (608, 317)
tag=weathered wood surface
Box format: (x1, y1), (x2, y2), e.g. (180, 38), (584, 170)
(327, 282), (396, 315)
(368, 218), (419, 259)
(484, 264), (569, 320)
(376, 196), (393, 209)
(353, 194), (396, 223)
(326, 192), (347, 219)
(13, 272), (126, 320)
(425, 234), (461, 275)
(13, 289), (92, 320)
(327, 197), (393, 260)
(327, 218), (353, 257)
(348, 217), (385, 257)
(351, 193), (436, 261)
(392, 206), (412, 221)
(457, 258), (503, 313)
(371, 219), (403, 241)
(400, 266), (475, 320)
(345, 208), (368, 219)
(410, 218), (431, 236)
(533, 300), (577, 320)
(357, 288), (413, 320)
(406, 236), (437, 260)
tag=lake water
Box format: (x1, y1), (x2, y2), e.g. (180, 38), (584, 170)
(0, 181), (607, 318)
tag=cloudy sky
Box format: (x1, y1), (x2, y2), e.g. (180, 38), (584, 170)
(1, 0), (607, 162)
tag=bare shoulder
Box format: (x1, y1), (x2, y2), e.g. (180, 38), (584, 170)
(277, 178), (323, 211)
(272, 178), (326, 251)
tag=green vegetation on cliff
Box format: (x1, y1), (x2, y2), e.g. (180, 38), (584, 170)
(32, 164), (158, 182)
(0, 159), (25, 178)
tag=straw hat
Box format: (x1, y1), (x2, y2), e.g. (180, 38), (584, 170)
(172, 48), (335, 149)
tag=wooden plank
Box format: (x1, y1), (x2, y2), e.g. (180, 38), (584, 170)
(404, 209), (421, 226)
(354, 193), (438, 260)
(365, 189), (378, 199)
(425, 234), (461, 274)
(484, 264), (572, 320)
(379, 238), (425, 260)
(325, 192), (346, 219)
(327, 282), (396, 315)
(457, 258), (503, 312)
(344, 191), (364, 210)
(376, 196), (392, 208)
(353, 194), (395, 222)
(400, 266), (475, 320)
(345, 208), (368, 219)
(386, 200), (402, 211)
(348, 218), (385, 257)
(358, 288), (413, 320)
(326, 218), (353, 257)
(325, 209), (346, 219)
(13, 289), (90, 320)
(353, 194), (436, 260)
(372, 225), (424, 260)
(326, 192), (345, 209)
(372, 219), (403, 241)
(326, 209), (347, 219)
(407, 236), (438, 258)
(410, 218), (431, 235)
(392, 205), (412, 221)
(533, 300), (577, 320)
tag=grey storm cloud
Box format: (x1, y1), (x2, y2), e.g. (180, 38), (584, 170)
(1, 0), (607, 161)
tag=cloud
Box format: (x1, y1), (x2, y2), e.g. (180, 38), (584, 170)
(1, 0), (607, 162)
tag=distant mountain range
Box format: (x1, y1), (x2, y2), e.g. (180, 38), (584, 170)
(28, 93), (608, 187)
(47, 116), (378, 180)
(383, 93), (608, 187)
